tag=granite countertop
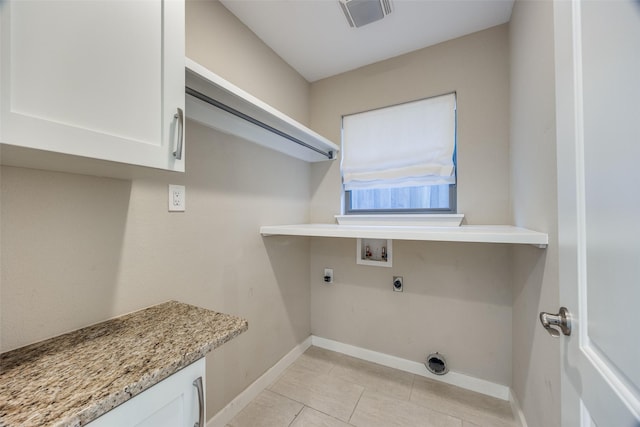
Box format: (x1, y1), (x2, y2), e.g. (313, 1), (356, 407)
(0, 301), (248, 427)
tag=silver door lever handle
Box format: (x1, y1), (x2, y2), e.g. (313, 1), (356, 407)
(539, 307), (572, 337)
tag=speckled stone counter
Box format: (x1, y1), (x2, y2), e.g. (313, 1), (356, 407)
(0, 301), (248, 427)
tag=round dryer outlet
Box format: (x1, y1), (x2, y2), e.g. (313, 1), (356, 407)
(425, 352), (448, 375)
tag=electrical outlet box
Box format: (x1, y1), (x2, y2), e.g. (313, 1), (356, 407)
(168, 185), (185, 212)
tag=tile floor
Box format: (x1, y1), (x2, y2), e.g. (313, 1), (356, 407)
(227, 346), (518, 427)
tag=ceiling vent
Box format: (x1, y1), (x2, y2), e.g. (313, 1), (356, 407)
(338, 0), (392, 28)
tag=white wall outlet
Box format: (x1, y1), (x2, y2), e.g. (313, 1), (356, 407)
(323, 268), (333, 284)
(168, 185), (185, 212)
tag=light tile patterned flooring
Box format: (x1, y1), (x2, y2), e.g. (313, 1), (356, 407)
(227, 346), (517, 427)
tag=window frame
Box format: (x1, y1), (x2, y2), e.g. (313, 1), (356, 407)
(344, 183), (457, 215)
(342, 93), (458, 215)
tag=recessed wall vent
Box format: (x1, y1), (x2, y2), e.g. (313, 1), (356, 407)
(425, 352), (449, 376)
(339, 0), (392, 28)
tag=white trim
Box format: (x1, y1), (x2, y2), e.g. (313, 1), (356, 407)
(335, 214), (464, 227)
(206, 337), (312, 427)
(311, 335), (510, 401)
(509, 390), (529, 427)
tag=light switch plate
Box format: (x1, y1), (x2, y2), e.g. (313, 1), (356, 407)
(168, 185), (185, 212)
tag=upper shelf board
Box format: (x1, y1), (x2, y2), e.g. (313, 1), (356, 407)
(260, 224), (549, 247)
(185, 58), (339, 163)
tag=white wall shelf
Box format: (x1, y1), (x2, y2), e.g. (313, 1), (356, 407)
(185, 58), (339, 163)
(260, 224), (549, 248)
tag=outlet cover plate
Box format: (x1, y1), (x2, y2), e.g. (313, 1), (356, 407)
(323, 268), (334, 284)
(393, 276), (403, 292)
(169, 185), (185, 212)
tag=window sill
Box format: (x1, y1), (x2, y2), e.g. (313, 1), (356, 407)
(335, 214), (464, 227)
(260, 223), (548, 248)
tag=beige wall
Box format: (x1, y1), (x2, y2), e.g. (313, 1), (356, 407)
(1, 0), (313, 420)
(307, 25), (514, 386)
(186, 0), (310, 124)
(309, 25), (511, 225)
(509, 0), (560, 425)
(0, 127), (311, 416)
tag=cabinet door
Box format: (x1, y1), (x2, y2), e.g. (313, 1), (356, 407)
(88, 358), (205, 427)
(0, 0), (185, 172)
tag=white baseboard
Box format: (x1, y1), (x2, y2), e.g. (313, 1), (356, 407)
(509, 390), (529, 427)
(206, 336), (312, 427)
(311, 335), (511, 401)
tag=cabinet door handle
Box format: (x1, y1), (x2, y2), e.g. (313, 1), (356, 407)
(173, 107), (184, 160)
(193, 376), (204, 427)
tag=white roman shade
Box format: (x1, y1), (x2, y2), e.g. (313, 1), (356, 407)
(341, 93), (456, 191)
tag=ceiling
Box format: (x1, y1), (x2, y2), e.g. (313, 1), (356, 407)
(220, 0), (515, 82)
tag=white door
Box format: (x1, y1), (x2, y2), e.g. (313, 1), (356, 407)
(0, 0), (185, 171)
(554, 0), (640, 425)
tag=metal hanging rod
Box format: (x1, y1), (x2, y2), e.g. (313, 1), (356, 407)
(185, 86), (334, 160)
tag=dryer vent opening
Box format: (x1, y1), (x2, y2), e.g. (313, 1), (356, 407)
(425, 352), (448, 375)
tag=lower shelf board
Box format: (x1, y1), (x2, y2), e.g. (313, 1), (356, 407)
(259, 223), (548, 248)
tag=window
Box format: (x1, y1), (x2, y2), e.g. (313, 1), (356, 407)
(341, 93), (457, 214)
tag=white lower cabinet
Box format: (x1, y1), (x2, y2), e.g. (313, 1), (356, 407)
(88, 358), (205, 427)
(0, 0), (185, 172)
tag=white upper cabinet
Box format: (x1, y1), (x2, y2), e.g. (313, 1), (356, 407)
(0, 0), (185, 172)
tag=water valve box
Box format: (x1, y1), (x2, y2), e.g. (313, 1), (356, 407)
(356, 238), (392, 267)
